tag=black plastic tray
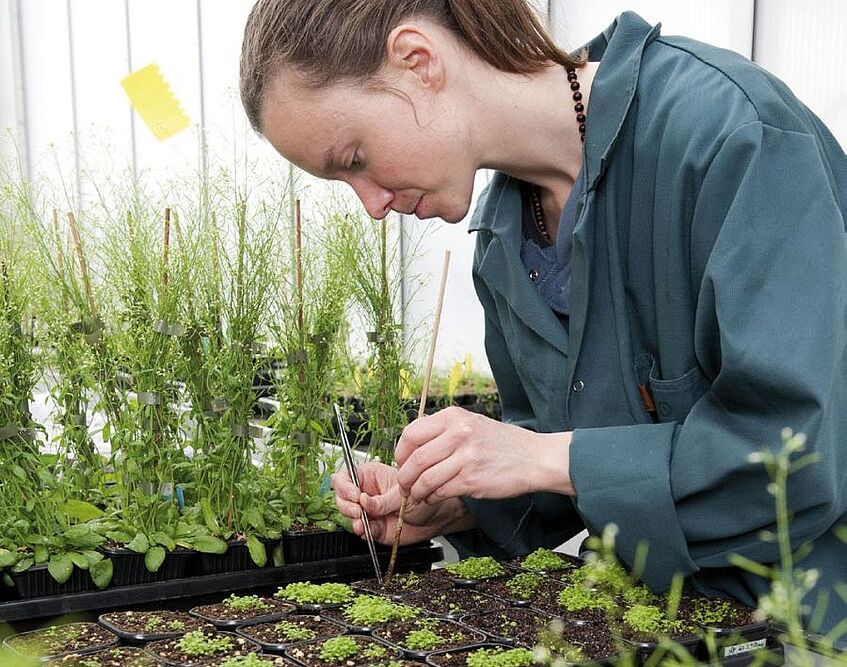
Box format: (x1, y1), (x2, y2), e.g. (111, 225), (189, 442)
(282, 529), (359, 564)
(198, 538), (281, 575)
(236, 614), (347, 654)
(102, 546), (196, 587)
(11, 564), (97, 598)
(0, 542), (442, 623)
(98, 609), (211, 645)
(189, 598), (295, 630)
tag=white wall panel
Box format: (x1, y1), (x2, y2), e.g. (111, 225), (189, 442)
(0, 0), (18, 159)
(68, 0), (133, 205)
(754, 0), (847, 148)
(124, 0), (202, 183)
(551, 0), (754, 57)
(18, 0), (75, 189)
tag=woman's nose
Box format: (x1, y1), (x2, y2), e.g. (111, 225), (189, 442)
(349, 178), (393, 219)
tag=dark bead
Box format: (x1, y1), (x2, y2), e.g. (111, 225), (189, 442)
(573, 91), (582, 101)
(574, 102), (584, 113)
(570, 81), (580, 91)
(578, 124), (586, 134)
(576, 113), (586, 123)
(567, 72), (578, 82)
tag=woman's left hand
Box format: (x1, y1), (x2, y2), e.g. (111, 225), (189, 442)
(394, 406), (574, 504)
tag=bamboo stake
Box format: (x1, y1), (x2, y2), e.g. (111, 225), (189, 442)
(66, 212), (99, 321)
(294, 199), (307, 499)
(162, 207), (171, 291)
(384, 249), (451, 584)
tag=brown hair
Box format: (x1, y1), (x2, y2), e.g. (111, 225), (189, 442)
(240, 0), (583, 134)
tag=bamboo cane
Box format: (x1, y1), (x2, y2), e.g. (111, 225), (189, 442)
(66, 212), (99, 321)
(384, 249), (451, 584)
(294, 199), (307, 499)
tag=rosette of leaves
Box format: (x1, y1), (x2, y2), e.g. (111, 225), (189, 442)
(444, 556), (505, 580)
(267, 209), (351, 526)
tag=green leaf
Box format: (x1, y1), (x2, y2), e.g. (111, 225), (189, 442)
(48, 554), (74, 584)
(101, 421), (111, 443)
(145, 546), (166, 573)
(243, 507), (265, 531)
(70, 552), (90, 570)
(11, 465), (27, 481)
(2, 573), (12, 587)
(105, 531), (133, 544)
(11, 558), (34, 573)
(727, 554), (772, 578)
(246, 535), (267, 567)
(835, 524), (847, 544)
(0, 549), (18, 569)
(272, 543), (285, 567)
(127, 532), (149, 554)
(59, 500), (104, 522)
(200, 498), (221, 534)
(192, 535), (228, 554)
(63, 525), (104, 549)
(90, 559), (113, 589)
(151, 532), (175, 551)
(33, 545), (49, 564)
(84, 550), (104, 567)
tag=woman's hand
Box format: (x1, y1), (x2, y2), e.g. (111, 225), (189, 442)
(331, 461), (474, 545)
(394, 406), (574, 504)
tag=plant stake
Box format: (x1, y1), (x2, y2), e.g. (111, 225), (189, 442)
(384, 249), (450, 583)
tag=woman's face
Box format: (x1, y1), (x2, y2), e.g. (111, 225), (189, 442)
(261, 69), (476, 223)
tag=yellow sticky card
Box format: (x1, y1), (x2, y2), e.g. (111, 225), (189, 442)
(121, 63), (191, 141)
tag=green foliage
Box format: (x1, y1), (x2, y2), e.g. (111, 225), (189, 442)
(505, 572), (544, 600)
(317, 636), (359, 663)
(216, 654), (270, 667)
(557, 585), (616, 613)
(688, 598), (738, 627)
(341, 595), (418, 626)
(223, 594), (270, 613)
(404, 628), (446, 651)
(274, 621), (316, 642)
(520, 548), (569, 572)
(362, 643), (388, 659)
(274, 581), (354, 605)
(444, 556), (505, 580)
(175, 630), (233, 657)
(466, 647), (536, 667)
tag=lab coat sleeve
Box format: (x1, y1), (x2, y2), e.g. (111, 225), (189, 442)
(569, 121), (847, 590)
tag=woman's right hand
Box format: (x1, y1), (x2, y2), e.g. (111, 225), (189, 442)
(332, 462), (472, 545)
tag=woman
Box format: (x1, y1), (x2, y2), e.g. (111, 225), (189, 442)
(240, 1), (847, 632)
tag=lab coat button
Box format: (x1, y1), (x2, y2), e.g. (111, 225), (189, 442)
(572, 380), (585, 392)
(529, 268), (539, 281)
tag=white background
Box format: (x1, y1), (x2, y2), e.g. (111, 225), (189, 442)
(1, 0), (845, 375)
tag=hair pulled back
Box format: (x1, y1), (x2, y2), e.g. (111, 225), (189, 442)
(240, 0), (582, 133)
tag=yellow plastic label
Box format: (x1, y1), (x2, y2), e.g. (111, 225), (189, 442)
(121, 63), (191, 141)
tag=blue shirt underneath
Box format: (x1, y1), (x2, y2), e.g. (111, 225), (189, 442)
(519, 169), (583, 316)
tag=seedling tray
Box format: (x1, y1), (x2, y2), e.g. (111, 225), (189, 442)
(0, 541), (441, 624)
(11, 564), (97, 598)
(198, 538), (281, 575)
(103, 546), (196, 586)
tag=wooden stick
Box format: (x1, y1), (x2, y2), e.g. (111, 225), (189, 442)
(67, 212), (99, 321)
(385, 249), (451, 584)
(162, 207), (171, 290)
(294, 199), (307, 499)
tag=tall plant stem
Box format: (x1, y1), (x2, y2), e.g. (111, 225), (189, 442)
(52, 209), (68, 313)
(385, 250), (451, 584)
(377, 219), (389, 440)
(294, 199), (307, 499)
(162, 207), (171, 292)
(67, 212), (99, 321)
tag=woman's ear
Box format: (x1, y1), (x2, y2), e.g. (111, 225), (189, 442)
(385, 23), (446, 92)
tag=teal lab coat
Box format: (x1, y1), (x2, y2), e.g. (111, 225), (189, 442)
(464, 12), (847, 632)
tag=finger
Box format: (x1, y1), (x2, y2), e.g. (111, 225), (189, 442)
(330, 471), (358, 501)
(360, 487), (401, 517)
(408, 456), (466, 504)
(335, 495), (364, 521)
(396, 431), (457, 494)
(395, 406), (469, 465)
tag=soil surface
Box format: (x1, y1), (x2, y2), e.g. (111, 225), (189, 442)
(238, 615), (344, 647)
(461, 607), (552, 645)
(146, 630), (259, 666)
(373, 618), (485, 655)
(207, 656), (295, 666)
(285, 634), (403, 666)
(476, 572), (565, 605)
(529, 597), (612, 626)
(191, 597), (294, 623)
(352, 571), (453, 597)
(676, 596), (758, 630)
(100, 610), (211, 639)
(45, 647), (159, 666)
(5, 622), (117, 659)
(544, 620), (622, 663)
(399, 588), (509, 619)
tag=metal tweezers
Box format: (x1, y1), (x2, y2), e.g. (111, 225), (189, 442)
(333, 403), (383, 585)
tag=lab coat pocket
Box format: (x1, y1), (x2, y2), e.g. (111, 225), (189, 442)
(647, 360), (710, 424)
